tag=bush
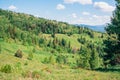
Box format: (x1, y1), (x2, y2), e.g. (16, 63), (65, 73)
(77, 37), (86, 44)
(56, 55), (67, 64)
(42, 57), (49, 64)
(14, 49), (23, 58)
(24, 61), (28, 66)
(39, 38), (45, 44)
(61, 38), (67, 47)
(1, 64), (13, 73)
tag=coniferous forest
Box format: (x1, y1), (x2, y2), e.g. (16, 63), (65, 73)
(0, 0), (120, 80)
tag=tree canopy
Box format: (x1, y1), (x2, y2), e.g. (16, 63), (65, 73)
(104, 0), (120, 65)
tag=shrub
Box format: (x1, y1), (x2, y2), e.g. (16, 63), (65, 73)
(14, 49), (23, 58)
(39, 38), (45, 44)
(56, 55), (67, 64)
(61, 38), (66, 47)
(1, 64), (12, 73)
(77, 37), (86, 44)
(42, 57), (49, 64)
(24, 61), (28, 66)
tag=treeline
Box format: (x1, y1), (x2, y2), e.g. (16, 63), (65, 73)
(0, 9), (96, 46)
(0, 9), (95, 34)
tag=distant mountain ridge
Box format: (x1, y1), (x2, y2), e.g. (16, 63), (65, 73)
(76, 24), (106, 32)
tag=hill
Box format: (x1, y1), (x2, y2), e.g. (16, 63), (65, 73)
(77, 24), (105, 32)
(0, 9), (119, 80)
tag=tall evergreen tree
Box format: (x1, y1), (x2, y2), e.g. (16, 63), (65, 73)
(90, 49), (99, 69)
(0, 44), (1, 54)
(104, 0), (120, 65)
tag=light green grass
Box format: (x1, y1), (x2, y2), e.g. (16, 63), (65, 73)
(0, 34), (119, 80)
(43, 33), (103, 49)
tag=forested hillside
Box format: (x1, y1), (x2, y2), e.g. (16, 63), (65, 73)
(0, 9), (104, 57)
(0, 8), (119, 80)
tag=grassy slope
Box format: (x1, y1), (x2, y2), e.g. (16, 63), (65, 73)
(0, 34), (120, 80)
(43, 32), (103, 48)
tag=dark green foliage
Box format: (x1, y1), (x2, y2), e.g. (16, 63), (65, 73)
(104, 0), (120, 65)
(0, 9), (80, 36)
(1, 64), (13, 73)
(42, 57), (49, 64)
(0, 44), (1, 54)
(101, 33), (104, 38)
(47, 40), (52, 47)
(77, 37), (86, 44)
(61, 38), (67, 47)
(86, 42), (94, 50)
(51, 32), (55, 38)
(89, 49), (99, 69)
(77, 46), (91, 69)
(56, 55), (67, 64)
(88, 31), (94, 38)
(39, 38), (45, 47)
(14, 49), (23, 58)
(68, 41), (71, 48)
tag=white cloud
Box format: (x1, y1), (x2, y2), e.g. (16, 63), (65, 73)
(8, 5), (17, 10)
(92, 15), (99, 18)
(94, 2), (115, 12)
(64, 0), (92, 5)
(72, 13), (77, 18)
(76, 15), (110, 25)
(82, 12), (90, 15)
(56, 4), (65, 10)
(34, 15), (40, 17)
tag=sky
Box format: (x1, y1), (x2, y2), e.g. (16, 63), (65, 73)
(0, 0), (116, 25)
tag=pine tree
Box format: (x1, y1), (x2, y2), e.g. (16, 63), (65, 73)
(77, 46), (91, 69)
(104, 0), (120, 65)
(90, 49), (99, 69)
(0, 44), (1, 54)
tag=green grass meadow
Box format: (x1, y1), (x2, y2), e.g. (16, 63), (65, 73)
(0, 34), (120, 80)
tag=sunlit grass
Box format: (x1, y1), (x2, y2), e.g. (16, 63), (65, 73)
(0, 35), (119, 80)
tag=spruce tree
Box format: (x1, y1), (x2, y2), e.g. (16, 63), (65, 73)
(104, 0), (120, 65)
(0, 44), (1, 54)
(90, 49), (99, 69)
